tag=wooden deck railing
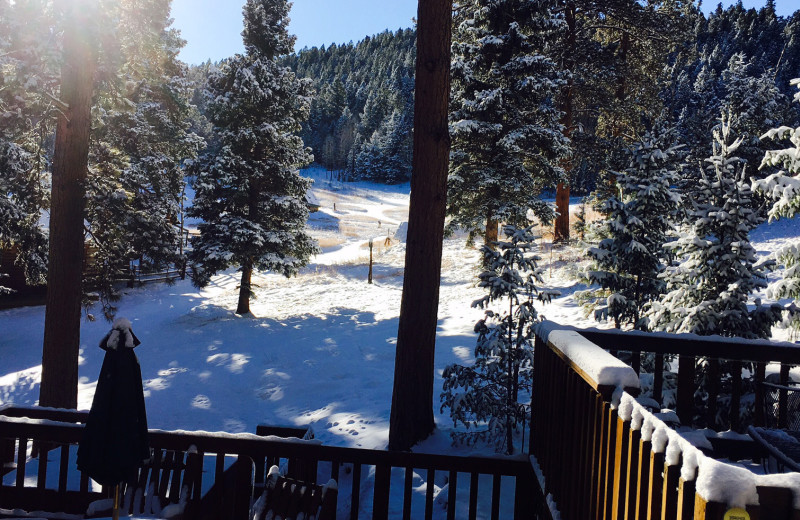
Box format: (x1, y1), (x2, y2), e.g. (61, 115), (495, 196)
(0, 406), (538, 519)
(579, 327), (800, 431)
(530, 322), (800, 520)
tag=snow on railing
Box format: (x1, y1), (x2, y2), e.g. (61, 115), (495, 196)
(618, 392), (800, 510)
(534, 320), (640, 392)
(531, 321), (800, 519)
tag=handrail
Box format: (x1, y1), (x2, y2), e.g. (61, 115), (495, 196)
(534, 322), (640, 398)
(0, 414), (537, 520)
(0, 416), (529, 474)
(578, 328), (800, 364)
(747, 425), (800, 473)
(763, 381), (800, 392)
(531, 322), (800, 520)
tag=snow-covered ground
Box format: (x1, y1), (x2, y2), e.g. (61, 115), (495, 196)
(0, 166), (489, 453)
(1, 165), (799, 514)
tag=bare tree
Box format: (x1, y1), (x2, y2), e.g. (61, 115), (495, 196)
(388, 0), (452, 451)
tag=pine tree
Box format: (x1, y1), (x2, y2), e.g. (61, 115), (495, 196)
(721, 53), (791, 180)
(441, 225), (555, 454)
(648, 117), (780, 338)
(282, 28), (417, 180)
(580, 131), (684, 329)
(554, 0), (692, 241)
(85, 0), (203, 318)
(388, 0), (451, 451)
(0, 0), (56, 294)
(447, 0), (569, 246)
(0, 141), (48, 294)
(188, 0), (317, 315)
(41, 0), (100, 410)
(753, 78), (800, 328)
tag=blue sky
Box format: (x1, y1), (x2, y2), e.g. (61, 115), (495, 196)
(171, 0), (417, 64)
(171, 0), (797, 65)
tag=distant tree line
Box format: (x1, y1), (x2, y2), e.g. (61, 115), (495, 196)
(284, 29), (416, 184)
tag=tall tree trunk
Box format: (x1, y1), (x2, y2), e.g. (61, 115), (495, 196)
(615, 31), (630, 104)
(236, 186), (259, 315)
(40, 1), (97, 410)
(553, 2), (576, 244)
(553, 183), (570, 242)
(484, 217), (498, 248)
(612, 31), (630, 138)
(236, 262), (252, 315)
(388, 0), (452, 452)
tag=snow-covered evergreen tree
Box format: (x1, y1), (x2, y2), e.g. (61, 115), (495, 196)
(354, 108), (412, 183)
(447, 0), (568, 245)
(0, 0), (53, 293)
(441, 225), (556, 454)
(85, 0), (203, 318)
(721, 53), (791, 180)
(352, 68), (414, 183)
(580, 131), (684, 329)
(648, 117), (780, 338)
(0, 141), (48, 294)
(188, 0), (317, 315)
(753, 78), (800, 328)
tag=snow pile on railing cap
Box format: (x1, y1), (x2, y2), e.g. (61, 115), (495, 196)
(149, 428), (323, 444)
(0, 417), (322, 445)
(0, 416), (83, 428)
(534, 321), (640, 390)
(572, 324), (800, 350)
(618, 392), (800, 509)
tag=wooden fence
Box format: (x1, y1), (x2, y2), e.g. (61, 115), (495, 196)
(530, 323), (800, 520)
(0, 406), (539, 519)
(118, 263), (188, 288)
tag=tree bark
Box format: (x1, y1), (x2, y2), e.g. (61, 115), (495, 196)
(236, 262), (252, 315)
(39, 1), (97, 410)
(554, 183), (570, 242)
(388, 0), (452, 451)
(236, 184), (259, 315)
(484, 217), (498, 249)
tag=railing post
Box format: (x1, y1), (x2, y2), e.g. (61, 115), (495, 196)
(515, 464), (536, 520)
(591, 393), (611, 519)
(646, 449), (664, 520)
(372, 463), (390, 520)
(624, 427), (641, 520)
(1, 437), (14, 476)
(756, 485), (794, 519)
(612, 414), (631, 519)
(693, 496), (731, 520)
(779, 364), (791, 428)
(676, 469), (696, 520)
(633, 435), (651, 520)
(652, 354), (664, 407)
(706, 359), (721, 429)
(729, 361), (742, 431)
(676, 355), (695, 426)
(604, 407), (618, 520)
(660, 455), (681, 520)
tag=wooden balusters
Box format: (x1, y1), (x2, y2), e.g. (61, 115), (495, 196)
(372, 463), (390, 520)
(350, 463), (362, 520)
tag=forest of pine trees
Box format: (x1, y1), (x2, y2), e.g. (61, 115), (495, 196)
(283, 29), (416, 184)
(1, 0), (800, 449)
(1, 0), (799, 312)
